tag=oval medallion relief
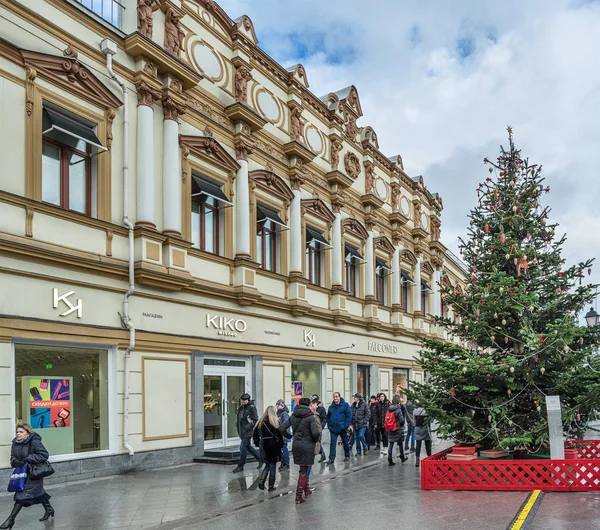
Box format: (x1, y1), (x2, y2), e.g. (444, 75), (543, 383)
(305, 125), (323, 153)
(193, 42), (222, 80)
(257, 90), (280, 122)
(400, 197), (410, 216)
(375, 178), (387, 200)
(421, 213), (429, 230)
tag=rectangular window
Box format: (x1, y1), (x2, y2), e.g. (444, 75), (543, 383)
(401, 271), (412, 311)
(345, 244), (363, 297)
(291, 362), (322, 399)
(191, 174), (230, 255)
(15, 344), (109, 456)
(375, 258), (391, 305)
(257, 203), (286, 273)
(393, 368), (410, 396)
(305, 227), (330, 287)
(42, 105), (105, 216)
(75, 0), (124, 29)
(421, 280), (429, 316)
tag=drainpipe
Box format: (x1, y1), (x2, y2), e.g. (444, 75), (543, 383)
(101, 39), (135, 456)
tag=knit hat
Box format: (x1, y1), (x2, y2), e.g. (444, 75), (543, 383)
(276, 399), (285, 407)
(298, 397), (311, 406)
(240, 393), (251, 400)
(311, 394), (319, 401)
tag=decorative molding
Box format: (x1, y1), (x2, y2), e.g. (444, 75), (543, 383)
(136, 80), (161, 107)
(374, 236), (395, 255)
(105, 108), (116, 150)
(400, 249), (418, 266)
(249, 170), (294, 201)
(341, 217), (369, 241)
(290, 106), (303, 142)
(234, 140), (253, 161)
(25, 207), (34, 238)
(179, 135), (240, 173)
(344, 151), (360, 180)
(162, 95), (186, 120)
(364, 164), (375, 195)
(234, 64), (252, 104)
(301, 198), (335, 223)
(25, 66), (37, 116)
(137, 0), (154, 38)
(106, 229), (113, 256)
(330, 137), (343, 170)
(421, 260), (435, 277)
(164, 8), (185, 56)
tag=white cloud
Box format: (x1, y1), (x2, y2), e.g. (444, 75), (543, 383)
(218, 0), (600, 292)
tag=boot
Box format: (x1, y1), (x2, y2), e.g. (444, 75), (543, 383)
(388, 458), (395, 466)
(0, 503), (22, 529)
(39, 499), (55, 522)
(268, 476), (276, 492)
(295, 473), (307, 504)
(304, 479), (313, 497)
(232, 465), (244, 473)
(318, 455), (326, 463)
(257, 467), (269, 490)
(375, 444), (381, 451)
(415, 458), (420, 467)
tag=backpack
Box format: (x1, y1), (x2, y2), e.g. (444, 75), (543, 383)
(414, 413), (426, 428)
(384, 410), (398, 431)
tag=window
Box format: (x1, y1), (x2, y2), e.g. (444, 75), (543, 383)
(15, 344), (109, 456)
(291, 362), (322, 399)
(42, 105), (105, 216)
(393, 368), (410, 397)
(305, 227), (330, 286)
(257, 203), (286, 272)
(401, 271), (412, 311)
(345, 244), (363, 297)
(75, 0), (124, 29)
(191, 174), (231, 255)
(421, 280), (430, 316)
(375, 258), (391, 305)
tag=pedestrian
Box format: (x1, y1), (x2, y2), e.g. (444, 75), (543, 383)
(367, 395), (378, 449)
(404, 398), (416, 454)
(1, 424), (54, 529)
(280, 397), (321, 504)
(232, 393), (263, 473)
(253, 406), (284, 491)
(326, 392), (352, 464)
(373, 392), (390, 453)
(276, 399), (291, 470)
(385, 396), (408, 466)
(350, 393), (371, 456)
(414, 402), (432, 467)
(310, 394), (328, 463)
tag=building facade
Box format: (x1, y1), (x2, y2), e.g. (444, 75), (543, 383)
(0, 0), (465, 479)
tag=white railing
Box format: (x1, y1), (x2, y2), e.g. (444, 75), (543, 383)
(75, 0), (125, 29)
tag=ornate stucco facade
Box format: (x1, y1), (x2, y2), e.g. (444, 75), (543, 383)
(0, 0), (466, 477)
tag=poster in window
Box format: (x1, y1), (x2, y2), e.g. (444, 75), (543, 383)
(291, 381), (303, 412)
(28, 378), (71, 429)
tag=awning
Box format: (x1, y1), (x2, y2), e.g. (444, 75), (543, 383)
(376, 258), (393, 274)
(401, 271), (413, 283)
(191, 174), (232, 206)
(306, 227), (331, 248)
(421, 279), (431, 291)
(257, 203), (288, 230)
(345, 244), (365, 262)
(42, 107), (106, 152)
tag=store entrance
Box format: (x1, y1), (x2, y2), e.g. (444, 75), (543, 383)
(203, 359), (248, 448)
(357, 365), (371, 398)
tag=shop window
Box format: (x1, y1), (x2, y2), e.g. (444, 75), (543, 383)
(75, 0), (124, 29)
(191, 173), (231, 255)
(345, 244), (363, 297)
(393, 368), (409, 397)
(305, 227), (330, 286)
(291, 362), (322, 401)
(357, 365), (371, 398)
(256, 203), (287, 273)
(375, 258), (391, 305)
(401, 271), (412, 311)
(14, 344), (109, 456)
(42, 105), (106, 217)
(421, 280), (430, 316)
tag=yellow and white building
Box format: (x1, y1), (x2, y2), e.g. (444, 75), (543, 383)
(0, 0), (466, 478)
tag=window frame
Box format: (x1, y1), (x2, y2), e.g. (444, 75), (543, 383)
(257, 218), (279, 273)
(306, 240), (323, 286)
(344, 246), (362, 298)
(192, 194), (221, 255)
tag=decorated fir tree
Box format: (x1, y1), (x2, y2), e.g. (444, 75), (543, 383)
(410, 128), (600, 451)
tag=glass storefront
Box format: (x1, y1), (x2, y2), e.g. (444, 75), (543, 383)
(291, 362), (322, 399)
(14, 344), (109, 456)
(357, 365), (371, 398)
(393, 368), (410, 397)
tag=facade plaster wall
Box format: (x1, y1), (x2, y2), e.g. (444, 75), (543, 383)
(0, 73), (26, 196)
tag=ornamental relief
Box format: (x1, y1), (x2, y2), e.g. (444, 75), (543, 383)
(344, 151), (361, 180)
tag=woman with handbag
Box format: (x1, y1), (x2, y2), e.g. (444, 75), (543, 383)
(252, 406), (284, 492)
(1, 424), (54, 529)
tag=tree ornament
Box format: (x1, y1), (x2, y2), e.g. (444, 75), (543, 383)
(499, 287), (504, 294)
(540, 367), (545, 375)
(505, 254), (510, 259)
(516, 257), (529, 276)
(494, 312), (499, 318)
(505, 336), (509, 344)
(484, 224), (490, 234)
(513, 206), (518, 212)
(510, 366), (515, 373)
(488, 415), (492, 422)
(507, 389), (512, 396)
(502, 319), (507, 325)
(577, 413), (581, 422)
(463, 366), (468, 373)
(508, 419), (513, 426)
(537, 406), (541, 412)
(578, 337), (584, 345)
(450, 387), (456, 398)
(500, 233), (506, 243)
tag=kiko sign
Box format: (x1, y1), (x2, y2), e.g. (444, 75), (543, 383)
(206, 314), (247, 337)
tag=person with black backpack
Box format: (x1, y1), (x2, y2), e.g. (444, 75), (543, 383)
(384, 395), (408, 466)
(414, 402), (432, 467)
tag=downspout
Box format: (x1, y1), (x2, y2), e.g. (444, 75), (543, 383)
(101, 39), (135, 456)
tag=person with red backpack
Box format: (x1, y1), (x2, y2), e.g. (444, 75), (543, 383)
(384, 395), (408, 466)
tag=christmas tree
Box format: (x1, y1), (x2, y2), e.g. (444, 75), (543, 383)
(410, 128), (600, 451)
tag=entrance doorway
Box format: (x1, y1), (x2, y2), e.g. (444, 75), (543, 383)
(203, 359), (248, 448)
(357, 365), (371, 399)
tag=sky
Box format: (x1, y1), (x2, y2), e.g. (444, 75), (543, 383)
(218, 0), (600, 307)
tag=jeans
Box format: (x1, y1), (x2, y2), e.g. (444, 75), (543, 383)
(239, 436), (261, 466)
(329, 430), (350, 461)
(264, 461), (276, 480)
(416, 440), (432, 459)
(281, 442), (290, 465)
(388, 441), (405, 460)
(374, 428), (388, 447)
(355, 426), (368, 452)
(405, 424), (415, 449)
(306, 465), (312, 480)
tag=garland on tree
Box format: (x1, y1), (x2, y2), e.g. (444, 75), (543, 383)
(410, 127), (600, 451)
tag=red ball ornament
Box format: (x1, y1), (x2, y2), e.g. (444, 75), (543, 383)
(500, 233), (506, 243)
(578, 337), (584, 345)
(504, 336), (509, 344)
(484, 224), (490, 234)
(450, 387), (456, 398)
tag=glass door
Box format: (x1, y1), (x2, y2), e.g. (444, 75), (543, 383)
(204, 373), (247, 448)
(225, 376), (245, 446)
(357, 365), (370, 398)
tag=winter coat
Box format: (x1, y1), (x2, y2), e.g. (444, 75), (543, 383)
(373, 396), (390, 428)
(277, 404), (291, 439)
(316, 404), (327, 429)
(253, 421), (284, 464)
(369, 402), (378, 427)
(413, 406), (431, 441)
(351, 399), (371, 429)
(237, 401), (258, 439)
(404, 400), (415, 426)
(327, 398), (352, 434)
(386, 404), (406, 443)
(10, 433), (49, 503)
(280, 405), (321, 466)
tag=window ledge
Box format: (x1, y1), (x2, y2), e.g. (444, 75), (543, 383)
(187, 247), (233, 267)
(255, 268), (289, 283)
(306, 283), (331, 295)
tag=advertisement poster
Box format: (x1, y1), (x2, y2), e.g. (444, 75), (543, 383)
(291, 381), (303, 412)
(28, 378), (71, 430)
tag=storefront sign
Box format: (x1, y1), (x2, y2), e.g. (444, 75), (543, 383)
(304, 329), (315, 348)
(367, 341), (398, 355)
(206, 314), (247, 337)
(52, 288), (82, 318)
(291, 381), (303, 411)
(28, 377), (72, 429)
(143, 312), (163, 319)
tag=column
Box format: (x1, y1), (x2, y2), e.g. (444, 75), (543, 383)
(332, 209), (342, 288)
(162, 97), (183, 235)
(433, 269), (441, 317)
(235, 143), (251, 258)
(290, 186), (302, 275)
(365, 228), (374, 299)
(391, 242), (401, 307)
(135, 83), (159, 227)
(414, 257), (422, 314)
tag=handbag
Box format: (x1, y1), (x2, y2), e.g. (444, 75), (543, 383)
(7, 463), (28, 492)
(314, 441), (321, 455)
(28, 461), (54, 480)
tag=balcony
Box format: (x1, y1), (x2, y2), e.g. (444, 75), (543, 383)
(74, 0), (125, 30)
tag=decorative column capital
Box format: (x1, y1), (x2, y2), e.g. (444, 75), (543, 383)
(365, 218), (375, 231)
(235, 140), (253, 161)
(162, 95), (186, 121)
(136, 80), (161, 107)
(290, 175), (304, 191)
(331, 194), (344, 214)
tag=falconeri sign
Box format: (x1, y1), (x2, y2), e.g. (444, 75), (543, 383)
(206, 314), (247, 337)
(367, 341), (398, 355)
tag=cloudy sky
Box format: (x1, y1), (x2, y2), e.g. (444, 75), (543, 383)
(219, 0), (600, 299)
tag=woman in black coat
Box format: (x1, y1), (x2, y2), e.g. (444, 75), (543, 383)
(1, 424), (54, 529)
(253, 405), (284, 491)
(386, 396), (408, 466)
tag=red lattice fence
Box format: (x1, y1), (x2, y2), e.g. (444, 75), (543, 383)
(421, 440), (600, 491)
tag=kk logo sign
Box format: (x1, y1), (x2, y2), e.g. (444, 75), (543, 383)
(304, 329), (315, 348)
(52, 289), (83, 318)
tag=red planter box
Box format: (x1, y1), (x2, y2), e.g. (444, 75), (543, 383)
(453, 446), (477, 455)
(564, 449), (579, 460)
(421, 440), (600, 491)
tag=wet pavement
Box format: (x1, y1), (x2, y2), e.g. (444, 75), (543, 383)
(0, 437), (599, 529)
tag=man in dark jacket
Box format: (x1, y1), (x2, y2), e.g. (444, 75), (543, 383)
(368, 395), (378, 449)
(351, 393), (371, 456)
(311, 394), (327, 462)
(232, 393), (263, 473)
(326, 392), (352, 464)
(276, 399), (291, 470)
(373, 393), (390, 452)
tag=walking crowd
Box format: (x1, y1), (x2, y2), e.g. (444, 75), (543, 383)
(232, 391), (432, 504)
